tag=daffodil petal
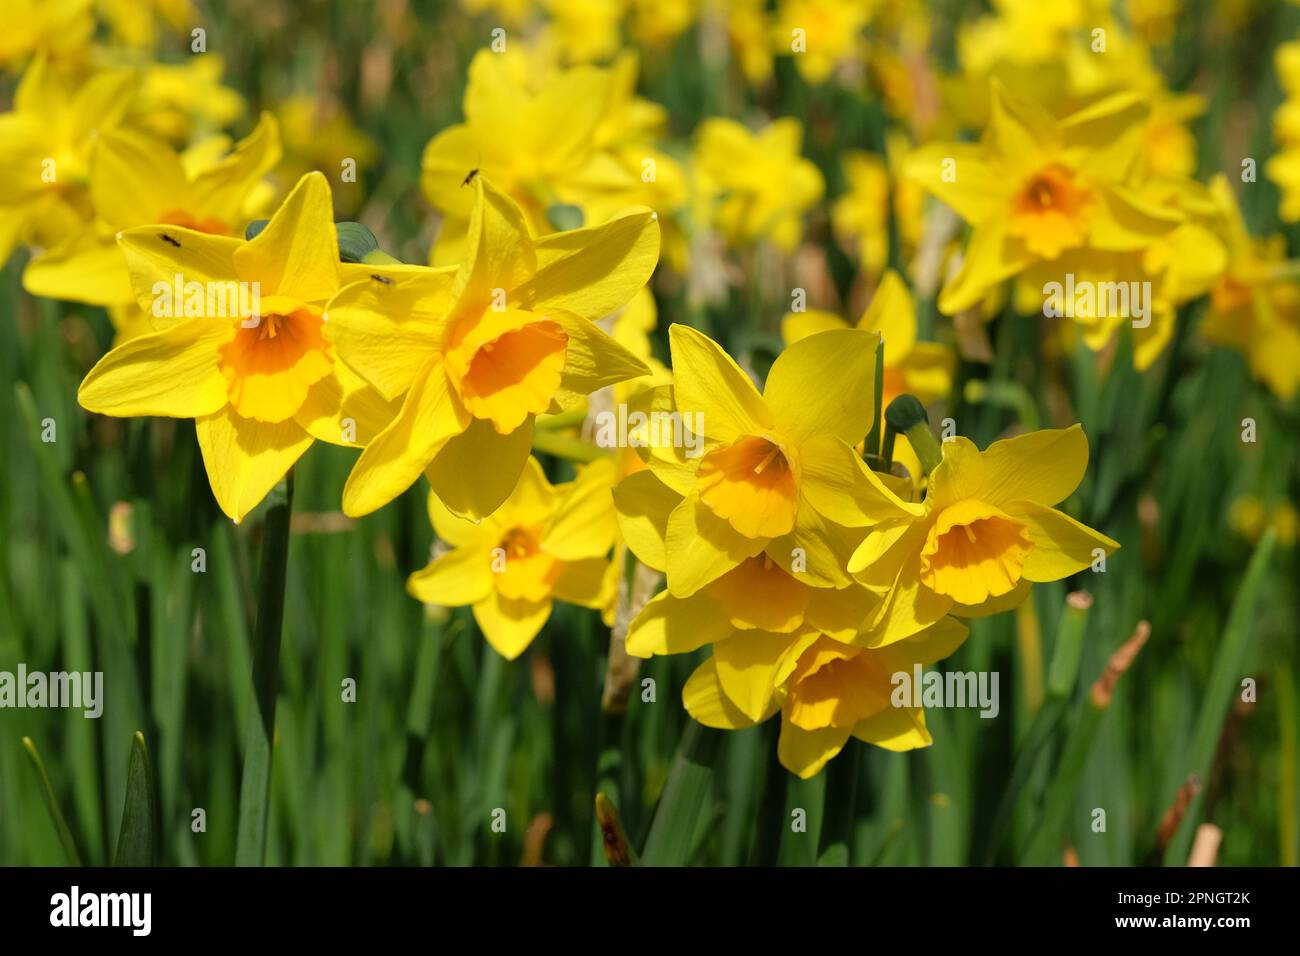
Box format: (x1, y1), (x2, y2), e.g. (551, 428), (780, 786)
(949, 578), (1033, 618)
(765, 500), (860, 588)
(799, 434), (924, 526)
(294, 362), (399, 448)
(851, 706), (932, 751)
(89, 128), (189, 231)
(78, 318), (231, 418)
(714, 631), (796, 722)
(863, 564), (955, 647)
(473, 591), (551, 660)
(937, 218), (1033, 316)
(24, 234), (134, 306)
(453, 177), (536, 311)
(552, 557), (610, 607)
(683, 659), (758, 730)
(196, 406), (313, 522)
(189, 112), (282, 223)
(425, 415), (534, 520)
(342, 356), (468, 517)
(881, 617), (970, 670)
(804, 584), (878, 643)
(1015, 501), (1119, 582)
(233, 171), (339, 303)
(778, 720), (852, 779)
(625, 588), (734, 658)
(117, 225), (243, 311)
(977, 424), (1089, 508)
(612, 468), (681, 572)
(550, 309), (651, 407)
(780, 308), (848, 346)
(407, 546), (494, 607)
(544, 458), (618, 560)
(664, 492), (767, 597)
(324, 272), (453, 401)
(668, 324), (773, 442)
(905, 142), (1004, 224)
(517, 206), (660, 320)
(765, 327), (879, 446)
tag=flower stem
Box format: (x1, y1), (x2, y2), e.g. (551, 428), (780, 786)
(641, 720), (723, 866)
(864, 340), (886, 465)
(747, 720), (787, 866)
(235, 471), (295, 866)
(886, 394), (942, 475)
(816, 739), (861, 866)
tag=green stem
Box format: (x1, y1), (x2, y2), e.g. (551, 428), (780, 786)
(816, 739), (861, 866)
(22, 737), (82, 865)
(235, 472), (295, 866)
(1163, 530), (1276, 865)
(641, 721), (723, 866)
(982, 592), (1092, 863)
(864, 341), (885, 462)
(747, 721), (787, 866)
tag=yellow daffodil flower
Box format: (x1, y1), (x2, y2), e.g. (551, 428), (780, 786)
(709, 0), (775, 88)
(907, 82), (1181, 315)
(409, 456), (618, 660)
(1202, 176), (1300, 398)
(126, 55), (247, 145)
(830, 140), (924, 280)
(692, 117), (824, 251)
(0, 58), (135, 264)
(1001, 169), (1223, 371)
(326, 176), (658, 520)
(771, 0), (873, 85)
(638, 324), (912, 597)
(24, 113), (280, 308)
(0, 0), (93, 72)
(613, 461), (969, 778)
(77, 172), (416, 522)
(1269, 42), (1300, 222)
(422, 50), (682, 267)
(848, 425), (1119, 645)
(684, 615), (969, 777)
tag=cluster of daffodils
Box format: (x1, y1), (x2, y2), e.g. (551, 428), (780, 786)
(610, 322), (1116, 777)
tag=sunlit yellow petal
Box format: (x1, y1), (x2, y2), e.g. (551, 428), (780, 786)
(342, 356), (469, 517)
(683, 658), (758, 730)
(668, 324), (773, 442)
(777, 720), (852, 779)
(78, 319), (231, 418)
(625, 588), (734, 658)
(472, 590), (551, 660)
(232, 171), (339, 303)
(1016, 501), (1119, 582)
(765, 327), (878, 446)
(407, 545), (494, 607)
(196, 406), (313, 522)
